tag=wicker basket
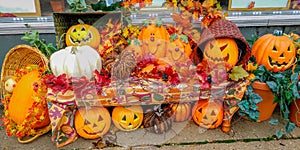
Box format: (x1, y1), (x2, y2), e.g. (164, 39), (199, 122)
(1, 44), (49, 95)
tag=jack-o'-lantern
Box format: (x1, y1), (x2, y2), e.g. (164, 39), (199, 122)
(192, 100), (224, 129)
(167, 34), (192, 63)
(170, 103), (191, 122)
(74, 107), (111, 139)
(112, 105), (143, 131)
(139, 18), (170, 58)
(252, 30), (296, 72)
(203, 38), (239, 68)
(66, 22), (100, 50)
(8, 71), (50, 129)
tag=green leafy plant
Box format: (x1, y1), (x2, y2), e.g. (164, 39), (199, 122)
(21, 24), (57, 58)
(67, 0), (88, 12)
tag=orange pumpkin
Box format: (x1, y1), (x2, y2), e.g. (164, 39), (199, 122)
(74, 107), (111, 139)
(203, 38), (239, 68)
(112, 105), (143, 131)
(66, 23), (100, 50)
(167, 34), (192, 63)
(125, 39), (144, 59)
(138, 18), (170, 58)
(170, 103), (191, 122)
(192, 100), (224, 129)
(9, 71), (50, 129)
(252, 30), (296, 72)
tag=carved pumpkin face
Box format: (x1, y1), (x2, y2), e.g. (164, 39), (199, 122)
(139, 21), (170, 58)
(203, 38), (239, 68)
(66, 24), (100, 50)
(167, 37), (192, 63)
(192, 100), (224, 129)
(252, 33), (296, 72)
(170, 103), (191, 122)
(74, 107), (111, 139)
(112, 105), (143, 131)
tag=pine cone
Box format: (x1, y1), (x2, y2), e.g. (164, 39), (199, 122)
(102, 50), (119, 74)
(111, 50), (137, 80)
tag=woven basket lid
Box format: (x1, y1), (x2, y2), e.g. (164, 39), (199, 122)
(198, 19), (251, 66)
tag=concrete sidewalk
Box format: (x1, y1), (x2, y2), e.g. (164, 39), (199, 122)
(1, 109), (300, 150)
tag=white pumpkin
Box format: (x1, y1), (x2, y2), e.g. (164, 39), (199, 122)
(4, 78), (16, 93)
(50, 45), (101, 79)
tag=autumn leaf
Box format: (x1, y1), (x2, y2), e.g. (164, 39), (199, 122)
(229, 65), (249, 81)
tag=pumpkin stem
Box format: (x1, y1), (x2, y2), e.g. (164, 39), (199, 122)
(78, 19), (85, 25)
(71, 46), (78, 54)
(273, 30), (283, 36)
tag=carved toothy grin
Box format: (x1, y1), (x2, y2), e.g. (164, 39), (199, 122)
(83, 124), (106, 135)
(204, 50), (224, 62)
(268, 56), (289, 67)
(70, 32), (92, 44)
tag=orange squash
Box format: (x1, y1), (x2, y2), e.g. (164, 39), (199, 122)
(170, 103), (191, 122)
(112, 105), (143, 131)
(138, 18), (170, 58)
(203, 38), (239, 68)
(167, 34), (192, 63)
(66, 23), (100, 50)
(252, 30), (296, 72)
(74, 107), (111, 139)
(192, 100), (224, 129)
(9, 71), (50, 129)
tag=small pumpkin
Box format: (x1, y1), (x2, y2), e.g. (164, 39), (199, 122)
(192, 100), (224, 129)
(203, 38), (239, 68)
(139, 18), (170, 58)
(9, 71), (50, 128)
(4, 78), (16, 93)
(66, 22), (100, 50)
(170, 103), (191, 122)
(112, 105), (143, 131)
(50, 45), (102, 79)
(125, 39), (144, 59)
(252, 30), (296, 72)
(143, 104), (173, 134)
(74, 107), (111, 139)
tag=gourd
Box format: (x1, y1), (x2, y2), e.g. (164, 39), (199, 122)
(170, 103), (191, 122)
(252, 30), (296, 72)
(50, 46), (101, 79)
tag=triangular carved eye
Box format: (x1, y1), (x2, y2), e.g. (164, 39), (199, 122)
(220, 44), (228, 51)
(211, 110), (216, 116)
(273, 46), (277, 51)
(134, 114), (138, 120)
(98, 115), (103, 122)
(198, 108), (203, 113)
(122, 115), (126, 121)
(84, 119), (91, 125)
(81, 27), (86, 31)
(72, 29), (77, 32)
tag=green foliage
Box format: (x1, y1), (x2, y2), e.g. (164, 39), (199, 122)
(67, 0), (88, 12)
(91, 0), (122, 11)
(21, 24), (57, 58)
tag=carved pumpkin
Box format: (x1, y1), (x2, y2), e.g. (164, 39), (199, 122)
(66, 23), (100, 50)
(252, 30), (296, 72)
(170, 103), (191, 122)
(112, 105), (143, 131)
(139, 18), (170, 58)
(203, 38), (239, 68)
(9, 71), (50, 128)
(50, 46), (102, 79)
(74, 107), (111, 139)
(167, 34), (192, 63)
(192, 100), (224, 129)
